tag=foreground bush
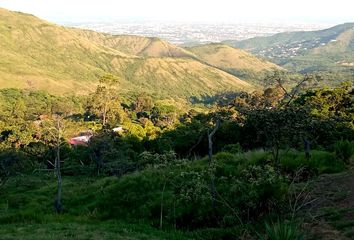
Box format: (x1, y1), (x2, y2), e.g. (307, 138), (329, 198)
(259, 219), (303, 240)
(333, 140), (354, 164)
(280, 149), (346, 176)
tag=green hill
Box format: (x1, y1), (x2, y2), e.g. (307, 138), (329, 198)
(224, 23), (354, 74)
(187, 43), (282, 85)
(188, 43), (281, 72)
(0, 8), (252, 97)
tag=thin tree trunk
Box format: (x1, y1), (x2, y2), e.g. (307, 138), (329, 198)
(187, 132), (205, 158)
(160, 180), (167, 229)
(55, 118), (62, 213)
(208, 120), (220, 213)
(103, 103), (107, 126)
(275, 144), (279, 168)
(304, 138), (311, 160)
(272, 141), (280, 169)
(173, 198), (176, 230)
(208, 120), (220, 163)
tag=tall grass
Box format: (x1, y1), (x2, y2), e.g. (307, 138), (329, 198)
(280, 149), (346, 174)
(259, 219), (303, 240)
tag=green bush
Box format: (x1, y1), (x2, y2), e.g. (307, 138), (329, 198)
(221, 143), (242, 154)
(241, 150), (271, 165)
(334, 140), (354, 164)
(0, 151), (32, 178)
(138, 151), (177, 169)
(280, 150), (346, 175)
(216, 163), (288, 225)
(310, 150), (346, 174)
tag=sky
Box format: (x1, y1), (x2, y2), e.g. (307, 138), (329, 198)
(0, 0), (353, 24)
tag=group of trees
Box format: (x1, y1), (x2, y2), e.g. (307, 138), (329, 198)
(0, 73), (353, 236)
(0, 76), (352, 177)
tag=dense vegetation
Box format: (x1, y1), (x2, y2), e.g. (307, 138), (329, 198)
(0, 7), (353, 239)
(0, 73), (353, 239)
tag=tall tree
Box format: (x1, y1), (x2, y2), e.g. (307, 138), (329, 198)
(42, 101), (72, 213)
(53, 114), (63, 213)
(89, 74), (120, 126)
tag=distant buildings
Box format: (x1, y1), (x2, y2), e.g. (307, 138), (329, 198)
(65, 22), (329, 45)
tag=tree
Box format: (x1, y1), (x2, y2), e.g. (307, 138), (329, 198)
(133, 93), (154, 113)
(42, 101), (73, 213)
(207, 119), (220, 217)
(243, 108), (311, 167)
(53, 115), (64, 213)
(89, 74), (120, 126)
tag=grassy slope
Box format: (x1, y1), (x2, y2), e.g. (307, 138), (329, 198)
(0, 8), (252, 97)
(0, 9), (128, 95)
(188, 43), (280, 72)
(0, 149), (347, 239)
(74, 31), (197, 58)
(0, 174), (193, 240)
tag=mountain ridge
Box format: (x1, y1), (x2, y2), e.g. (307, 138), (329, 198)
(224, 22), (354, 73)
(0, 8), (257, 97)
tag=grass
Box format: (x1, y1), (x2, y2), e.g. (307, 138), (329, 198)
(0, 221), (193, 240)
(280, 149), (346, 174)
(0, 174), (193, 239)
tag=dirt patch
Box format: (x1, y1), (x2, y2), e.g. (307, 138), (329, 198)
(300, 170), (354, 239)
(303, 221), (350, 240)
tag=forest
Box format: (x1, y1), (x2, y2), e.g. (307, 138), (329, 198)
(0, 72), (353, 239)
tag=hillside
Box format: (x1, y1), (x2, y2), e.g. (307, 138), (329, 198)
(188, 43), (280, 72)
(0, 8), (252, 97)
(224, 23), (354, 73)
(74, 31), (197, 58)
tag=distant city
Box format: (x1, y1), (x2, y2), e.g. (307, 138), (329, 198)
(62, 21), (332, 45)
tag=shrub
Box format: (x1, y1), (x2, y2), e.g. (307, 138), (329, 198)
(310, 150), (346, 174)
(334, 140), (354, 164)
(221, 143), (242, 154)
(216, 164), (288, 225)
(213, 152), (238, 162)
(259, 219), (303, 240)
(241, 150), (271, 165)
(138, 151), (177, 169)
(280, 149), (346, 176)
(0, 151), (31, 178)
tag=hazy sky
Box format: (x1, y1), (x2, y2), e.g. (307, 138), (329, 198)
(0, 0), (353, 24)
